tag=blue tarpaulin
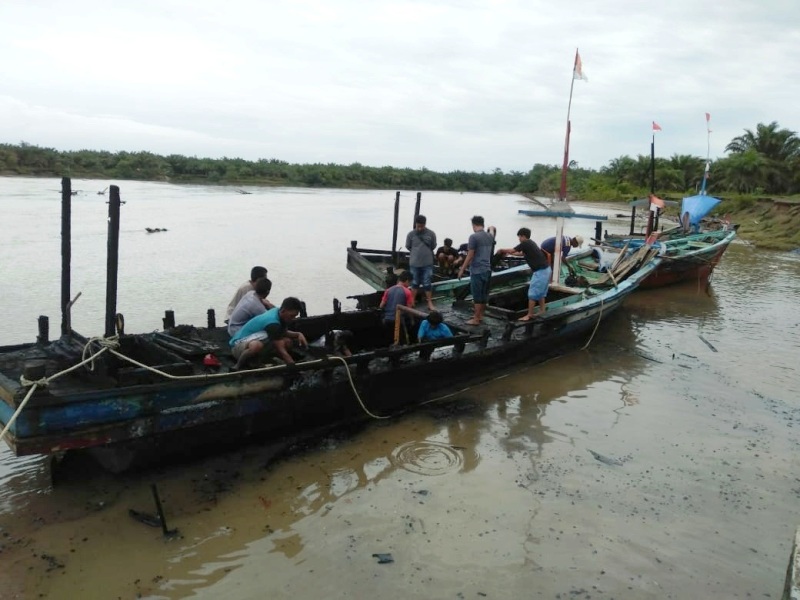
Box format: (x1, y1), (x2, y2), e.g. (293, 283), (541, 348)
(681, 194), (721, 226)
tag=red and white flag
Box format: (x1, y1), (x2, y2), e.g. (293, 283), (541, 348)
(573, 51), (588, 81)
(705, 112), (711, 122)
(652, 121), (662, 132)
(705, 112), (712, 132)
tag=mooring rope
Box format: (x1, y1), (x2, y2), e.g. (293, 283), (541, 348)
(580, 297), (605, 351)
(0, 344), (113, 443)
(326, 355), (391, 420)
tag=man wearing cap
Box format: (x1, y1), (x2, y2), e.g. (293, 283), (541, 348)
(405, 215), (437, 311)
(540, 235), (584, 263)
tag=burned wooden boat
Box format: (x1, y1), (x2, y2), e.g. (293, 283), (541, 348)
(0, 179), (659, 473)
(0, 246), (657, 472)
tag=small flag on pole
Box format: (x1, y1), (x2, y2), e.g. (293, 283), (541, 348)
(705, 112), (712, 133)
(652, 121), (662, 132)
(573, 50), (588, 81)
(705, 112), (711, 122)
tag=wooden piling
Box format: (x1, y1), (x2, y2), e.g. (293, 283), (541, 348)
(391, 191), (400, 266)
(104, 186), (122, 338)
(37, 316), (49, 345)
(413, 191), (421, 227)
(60, 177), (72, 336)
(206, 309), (216, 329)
(163, 310), (175, 330)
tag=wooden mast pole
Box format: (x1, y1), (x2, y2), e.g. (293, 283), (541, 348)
(558, 48), (579, 203)
(553, 49), (581, 281)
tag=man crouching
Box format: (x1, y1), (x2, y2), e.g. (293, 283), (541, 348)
(229, 297), (308, 370)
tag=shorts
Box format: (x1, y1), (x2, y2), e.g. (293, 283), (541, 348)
(231, 331), (270, 359)
(528, 267), (552, 301)
(470, 270), (491, 304)
(410, 265), (434, 291)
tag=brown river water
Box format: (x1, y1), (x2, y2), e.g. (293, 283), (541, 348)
(0, 177), (798, 599)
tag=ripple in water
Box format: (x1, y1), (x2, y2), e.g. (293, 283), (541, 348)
(390, 440), (465, 476)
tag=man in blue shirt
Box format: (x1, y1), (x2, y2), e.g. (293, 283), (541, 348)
(229, 297), (308, 370)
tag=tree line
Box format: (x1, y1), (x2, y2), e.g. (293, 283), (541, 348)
(1, 121), (797, 198)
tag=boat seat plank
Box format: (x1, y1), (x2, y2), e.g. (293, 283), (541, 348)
(152, 333), (216, 358)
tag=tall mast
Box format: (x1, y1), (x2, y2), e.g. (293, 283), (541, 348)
(559, 48), (581, 202)
(700, 113), (711, 195)
(650, 132), (656, 195)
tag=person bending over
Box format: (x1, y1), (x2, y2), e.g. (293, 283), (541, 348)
(540, 235), (584, 263)
(418, 310), (453, 341)
(496, 227), (551, 321)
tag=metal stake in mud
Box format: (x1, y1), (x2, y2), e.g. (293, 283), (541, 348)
(150, 483), (178, 538)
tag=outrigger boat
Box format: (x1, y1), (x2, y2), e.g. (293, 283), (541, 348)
(598, 115), (736, 289)
(0, 179), (658, 473)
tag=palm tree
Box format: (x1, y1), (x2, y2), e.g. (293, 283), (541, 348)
(725, 121), (800, 193)
(714, 150), (773, 194)
(726, 121), (800, 161)
(668, 154), (705, 191)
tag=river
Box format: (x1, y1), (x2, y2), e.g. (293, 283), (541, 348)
(0, 177), (798, 599)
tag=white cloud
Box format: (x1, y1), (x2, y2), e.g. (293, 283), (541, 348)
(1, 0), (798, 172)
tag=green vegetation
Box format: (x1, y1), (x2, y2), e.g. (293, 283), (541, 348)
(1, 121), (798, 199)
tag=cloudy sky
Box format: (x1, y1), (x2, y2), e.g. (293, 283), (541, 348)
(1, 0), (798, 173)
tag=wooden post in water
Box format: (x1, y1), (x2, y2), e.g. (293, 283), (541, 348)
(391, 191), (400, 266)
(104, 186), (122, 338)
(60, 177), (72, 336)
(37, 316), (49, 345)
(413, 192), (421, 227)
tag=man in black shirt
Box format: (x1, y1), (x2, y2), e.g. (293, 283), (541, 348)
(496, 227), (552, 320)
(436, 238), (460, 274)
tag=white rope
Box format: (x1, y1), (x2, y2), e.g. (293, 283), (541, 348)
(0, 342), (113, 443)
(326, 355), (391, 419)
(580, 297), (605, 351)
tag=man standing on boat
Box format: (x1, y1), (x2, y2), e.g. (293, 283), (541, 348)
(496, 228), (550, 321)
(457, 215), (494, 326)
(405, 215), (437, 311)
